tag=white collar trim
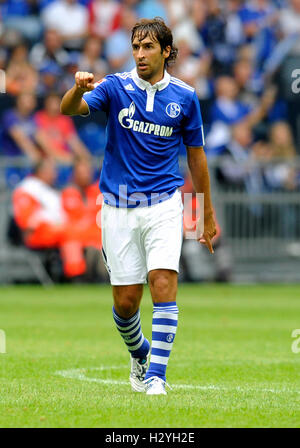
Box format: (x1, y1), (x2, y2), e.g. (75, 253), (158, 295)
(130, 67), (170, 91)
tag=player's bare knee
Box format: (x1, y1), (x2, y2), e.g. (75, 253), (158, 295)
(149, 270), (177, 299)
(113, 285), (143, 318)
(114, 297), (138, 319)
(150, 274), (169, 293)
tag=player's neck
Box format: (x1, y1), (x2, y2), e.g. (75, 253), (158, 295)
(139, 67), (165, 86)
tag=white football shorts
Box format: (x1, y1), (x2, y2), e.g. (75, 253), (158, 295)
(101, 189), (183, 285)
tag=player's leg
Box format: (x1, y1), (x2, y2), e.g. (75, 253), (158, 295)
(144, 269), (179, 394)
(112, 284), (150, 391)
(113, 284), (143, 319)
(148, 269), (178, 303)
(141, 190), (183, 394)
(113, 284), (149, 359)
(101, 204), (150, 391)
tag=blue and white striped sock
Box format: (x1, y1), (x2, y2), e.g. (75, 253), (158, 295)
(112, 307), (150, 359)
(145, 301), (178, 382)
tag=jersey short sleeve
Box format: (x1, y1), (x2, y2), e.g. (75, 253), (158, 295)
(181, 91), (205, 147)
(82, 76), (112, 114)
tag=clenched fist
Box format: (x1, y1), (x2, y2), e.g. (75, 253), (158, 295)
(75, 71), (95, 93)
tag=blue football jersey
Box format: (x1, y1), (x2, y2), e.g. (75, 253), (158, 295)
(83, 68), (205, 208)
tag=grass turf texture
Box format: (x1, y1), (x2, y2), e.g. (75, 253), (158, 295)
(0, 284), (300, 428)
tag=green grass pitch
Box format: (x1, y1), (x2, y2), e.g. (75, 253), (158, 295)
(0, 283), (300, 428)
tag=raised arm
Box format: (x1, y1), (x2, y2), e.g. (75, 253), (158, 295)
(60, 71), (95, 116)
(186, 146), (217, 253)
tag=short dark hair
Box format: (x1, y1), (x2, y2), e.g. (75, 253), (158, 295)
(131, 17), (178, 67)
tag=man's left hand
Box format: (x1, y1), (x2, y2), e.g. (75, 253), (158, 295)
(197, 212), (217, 254)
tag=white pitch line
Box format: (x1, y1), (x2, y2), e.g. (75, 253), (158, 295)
(54, 366), (300, 395)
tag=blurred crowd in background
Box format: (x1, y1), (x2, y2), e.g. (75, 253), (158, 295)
(0, 0), (299, 188)
(0, 0), (300, 283)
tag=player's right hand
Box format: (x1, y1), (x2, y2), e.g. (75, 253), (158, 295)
(75, 71), (95, 92)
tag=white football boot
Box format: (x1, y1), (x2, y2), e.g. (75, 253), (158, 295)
(144, 376), (170, 395)
(129, 354), (149, 392)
